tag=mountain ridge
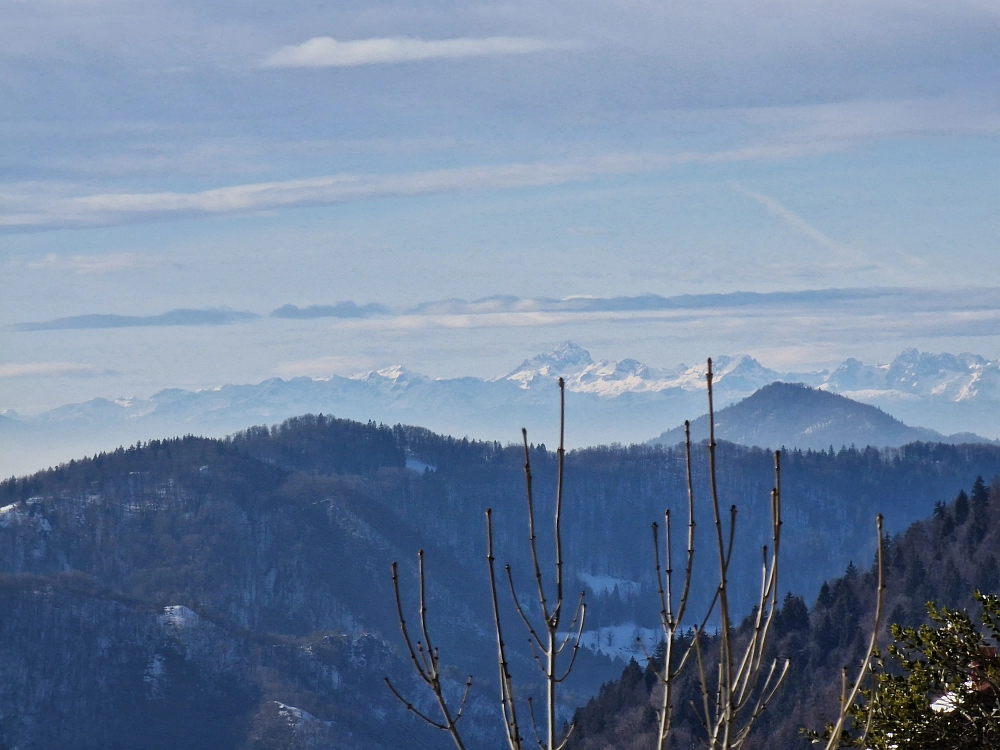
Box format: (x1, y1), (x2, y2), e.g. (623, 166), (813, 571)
(650, 382), (998, 451)
(4, 414), (1000, 748)
(6, 342), (1000, 477)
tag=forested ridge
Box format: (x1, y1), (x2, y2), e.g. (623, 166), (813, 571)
(567, 477), (1000, 749)
(1, 414), (1000, 748)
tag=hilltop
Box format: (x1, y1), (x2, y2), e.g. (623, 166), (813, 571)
(651, 382), (994, 450)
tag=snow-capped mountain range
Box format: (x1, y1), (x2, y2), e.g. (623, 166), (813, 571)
(503, 343), (785, 397)
(4, 343), (1000, 478)
(505, 343), (1000, 418)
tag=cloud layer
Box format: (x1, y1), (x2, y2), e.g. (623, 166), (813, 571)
(12, 309), (258, 332)
(15, 288), (1000, 335)
(263, 36), (577, 68)
(0, 144), (832, 231)
(0, 363), (109, 379)
(22, 253), (167, 274)
(271, 303), (391, 319)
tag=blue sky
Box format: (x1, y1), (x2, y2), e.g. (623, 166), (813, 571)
(2, 0), (1000, 413)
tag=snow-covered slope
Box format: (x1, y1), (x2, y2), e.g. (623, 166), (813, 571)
(5, 343), (1000, 477)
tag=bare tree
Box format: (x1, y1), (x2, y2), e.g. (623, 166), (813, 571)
(386, 361), (886, 750)
(388, 378), (585, 750)
(646, 359), (788, 750)
(647, 360), (886, 750)
(818, 513), (885, 750)
(486, 376), (587, 750)
(384, 550), (473, 750)
(647, 418), (697, 750)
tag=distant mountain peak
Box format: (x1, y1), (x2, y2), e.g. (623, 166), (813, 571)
(503, 342), (595, 388)
(350, 365), (425, 389)
(514, 341), (594, 373)
(650, 381), (993, 450)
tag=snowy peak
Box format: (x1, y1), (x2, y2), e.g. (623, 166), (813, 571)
(824, 358), (889, 391)
(884, 348), (995, 400)
(503, 342), (686, 396)
(349, 365), (426, 391)
(502, 342), (793, 397)
(504, 342), (595, 388)
(572, 358), (670, 395)
(670, 354), (796, 394)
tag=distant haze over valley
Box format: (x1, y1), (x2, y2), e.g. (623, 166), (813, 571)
(5, 342), (1000, 478)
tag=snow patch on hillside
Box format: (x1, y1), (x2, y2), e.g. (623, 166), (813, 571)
(574, 623), (661, 663)
(160, 605), (200, 629)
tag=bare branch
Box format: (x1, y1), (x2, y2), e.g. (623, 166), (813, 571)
(453, 676), (474, 723)
(678, 419), (697, 627)
(506, 564), (546, 651)
(822, 514), (886, 750)
(554, 377), (566, 626)
(554, 721), (576, 750)
(526, 697), (545, 750)
(654, 518), (669, 627)
(391, 560), (430, 681)
(522, 429), (550, 623)
(384, 677), (450, 731)
(556, 591), (586, 655)
(386, 557), (469, 750)
(556, 619), (585, 681)
(487, 508), (524, 750)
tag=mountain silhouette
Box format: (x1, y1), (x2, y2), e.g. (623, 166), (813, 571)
(650, 382), (994, 450)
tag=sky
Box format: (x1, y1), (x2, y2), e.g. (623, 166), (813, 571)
(2, 0), (1000, 415)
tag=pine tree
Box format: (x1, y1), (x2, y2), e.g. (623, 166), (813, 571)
(954, 490), (970, 525)
(972, 476), (990, 509)
(978, 555), (1000, 595)
(816, 582), (835, 609)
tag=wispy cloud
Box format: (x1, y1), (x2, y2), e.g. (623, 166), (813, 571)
(0, 143), (836, 231)
(734, 185), (851, 255)
(739, 97), (1000, 144)
(262, 36), (577, 68)
(271, 302), (391, 320)
(23, 252), (167, 274)
(734, 185), (930, 282)
(285, 288), (1000, 321)
(16, 289), (991, 339)
(0, 362), (111, 378)
(11, 308), (258, 332)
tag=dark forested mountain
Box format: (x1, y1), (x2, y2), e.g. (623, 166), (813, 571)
(567, 476), (1000, 750)
(2, 415), (1000, 748)
(650, 382), (993, 451)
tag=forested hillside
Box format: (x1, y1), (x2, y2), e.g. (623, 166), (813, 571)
(1, 415), (1000, 748)
(567, 477), (1000, 750)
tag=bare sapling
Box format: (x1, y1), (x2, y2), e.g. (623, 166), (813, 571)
(647, 418), (697, 749)
(385, 359), (886, 750)
(386, 377), (586, 750)
(384, 550), (473, 750)
(645, 359), (787, 750)
(646, 359), (887, 750)
(488, 376), (587, 750)
(818, 513), (885, 750)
